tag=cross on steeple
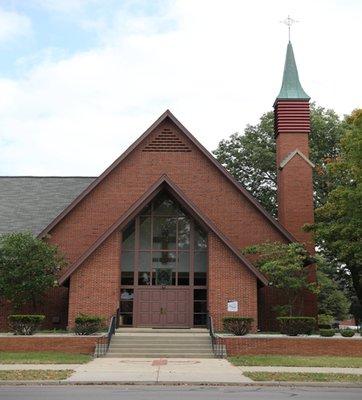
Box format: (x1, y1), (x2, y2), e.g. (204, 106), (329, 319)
(280, 15), (298, 42)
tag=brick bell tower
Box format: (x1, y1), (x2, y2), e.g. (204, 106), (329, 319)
(274, 41), (315, 254)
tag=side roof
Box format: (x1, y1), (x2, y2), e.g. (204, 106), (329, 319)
(0, 177), (95, 236)
(38, 110), (296, 243)
(59, 175), (268, 285)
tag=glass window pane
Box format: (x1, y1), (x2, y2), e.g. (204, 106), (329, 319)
(195, 224), (207, 250)
(121, 272), (134, 285)
(121, 289), (134, 300)
(140, 204), (151, 215)
(122, 222), (135, 250)
(121, 251), (134, 271)
(194, 289), (207, 300)
(153, 192), (184, 216)
(178, 217), (190, 250)
(120, 301), (133, 313)
(153, 217), (176, 249)
(178, 272), (189, 285)
(194, 272), (207, 286)
(120, 314), (133, 325)
(194, 314), (207, 326)
(178, 252), (190, 272)
(194, 251), (207, 272)
(194, 301), (207, 313)
(152, 251), (176, 269)
(139, 252), (151, 285)
(140, 216), (151, 249)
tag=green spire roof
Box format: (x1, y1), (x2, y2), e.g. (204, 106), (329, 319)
(277, 41), (310, 100)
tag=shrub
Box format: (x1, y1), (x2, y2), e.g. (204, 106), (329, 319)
(340, 328), (356, 338)
(319, 328), (335, 337)
(222, 317), (254, 336)
(8, 315), (45, 335)
(277, 317), (316, 336)
(318, 314), (333, 329)
(74, 314), (103, 335)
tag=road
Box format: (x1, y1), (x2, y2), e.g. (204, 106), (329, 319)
(0, 385), (361, 400)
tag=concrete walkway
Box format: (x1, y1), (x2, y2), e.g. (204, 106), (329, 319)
(67, 358), (252, 383)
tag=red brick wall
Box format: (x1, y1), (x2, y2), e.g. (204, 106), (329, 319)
(208, 234), (258, 331)
(68, 231), (120, 328)
(0, 336), (99, 354)
(225, 336), (362, 357)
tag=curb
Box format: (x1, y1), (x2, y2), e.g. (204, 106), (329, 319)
(0, 380), (362, 388)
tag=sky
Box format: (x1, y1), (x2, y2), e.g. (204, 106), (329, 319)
(0, 0), (361, 176)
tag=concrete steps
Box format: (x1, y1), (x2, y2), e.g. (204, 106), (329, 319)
(105, 328), (214, 358)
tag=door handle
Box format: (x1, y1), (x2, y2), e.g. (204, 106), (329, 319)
(160, 307), (166, 315)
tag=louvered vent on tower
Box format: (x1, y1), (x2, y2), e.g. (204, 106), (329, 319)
(142, 128), (191, 152)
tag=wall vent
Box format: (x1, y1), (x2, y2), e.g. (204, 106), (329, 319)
(142, 128), (191, 152)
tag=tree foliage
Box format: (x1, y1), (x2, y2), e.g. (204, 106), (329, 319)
(307, 109), (362, 320)
(0, 232), (65, 310)
(242, 242), (317, 316)
(213, 104), (345, 216)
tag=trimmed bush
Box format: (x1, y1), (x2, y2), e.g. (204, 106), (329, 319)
(277, 317), (316, 336)
(222, 317), (254, 336)
(74, 314), (103, 335)
(318, 314), (333, 329)
(340, 328), (356, 337)
(8, 315), (45, 335)
(319, 328), (335, 337)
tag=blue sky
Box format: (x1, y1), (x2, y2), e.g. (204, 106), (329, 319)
(0, 0), (361, 175)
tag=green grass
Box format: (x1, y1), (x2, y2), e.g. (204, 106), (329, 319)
(0, 369), (73, 381)
(229, 355), (362, 368)
(0, 351), (92, 364)
(244, 371), (362, 383)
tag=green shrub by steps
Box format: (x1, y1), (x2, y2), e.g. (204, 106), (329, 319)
(319, 328), (335, 337)
(340, 328), (356, 337)
(74, 314), (103, 335)
(318, 314), (333, 329)
(277, 317), (316, 336)
(8, 315), (45, 335)
(222, 317), (254, 336)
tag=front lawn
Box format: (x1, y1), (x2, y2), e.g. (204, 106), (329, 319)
(244, 371), (362, 383)
(229, 355), (362, 368)
(0, 351), (92, 364)
(0, 369), (73, 381)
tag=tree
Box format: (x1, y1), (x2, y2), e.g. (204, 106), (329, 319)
(316, 256), (350, 320)
(0, 232), (66, 310)
(242, 242), (317, 316)
(213, 104), (345, 216)
(307, 109), (362, 322)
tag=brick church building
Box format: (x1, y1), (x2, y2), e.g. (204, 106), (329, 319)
(0, 41), (316, 331)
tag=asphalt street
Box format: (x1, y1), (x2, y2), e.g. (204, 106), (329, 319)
(0, 385), (361, 400)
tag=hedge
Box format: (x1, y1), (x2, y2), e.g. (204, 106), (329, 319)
(74, 314), (104, 335)
(277, 317), (316, 336)
(8, 315), (45, 335)
(222, 317), (254, 336)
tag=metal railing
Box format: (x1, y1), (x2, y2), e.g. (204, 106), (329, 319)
(207, 314), (226, 358)
(95, 311), (118, 357)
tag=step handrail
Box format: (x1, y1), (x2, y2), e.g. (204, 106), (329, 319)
(207, 313), (226, 358)
(95, 309), (118, 357)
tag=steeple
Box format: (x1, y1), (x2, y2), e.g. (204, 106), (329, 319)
(276, 41), (310, 100)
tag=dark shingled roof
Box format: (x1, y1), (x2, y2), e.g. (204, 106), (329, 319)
(0, 177), (95, 236)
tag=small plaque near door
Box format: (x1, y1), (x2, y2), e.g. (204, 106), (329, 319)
(227, 300), (238, 312)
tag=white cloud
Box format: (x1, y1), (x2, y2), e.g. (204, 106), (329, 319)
(0, 0), (361, 175)
(0, 8), (31, 43)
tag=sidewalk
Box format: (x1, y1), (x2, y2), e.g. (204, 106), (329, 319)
(67, 358), (252, 383)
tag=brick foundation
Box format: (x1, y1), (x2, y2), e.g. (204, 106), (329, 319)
(0, 336), (101, 354)
(225, 336), (362, 357)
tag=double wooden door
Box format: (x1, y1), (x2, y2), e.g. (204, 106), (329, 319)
(134, 287), (191, 327)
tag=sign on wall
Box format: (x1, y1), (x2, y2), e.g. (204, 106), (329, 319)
(227, 300), (238, 312)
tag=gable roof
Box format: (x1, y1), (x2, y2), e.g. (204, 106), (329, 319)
(38, 110), (297, 243)
(0, 177), (95, 236)
(59, 174), (268, 285)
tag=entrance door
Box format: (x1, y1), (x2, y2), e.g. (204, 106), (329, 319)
(135, 288), (191, 327)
